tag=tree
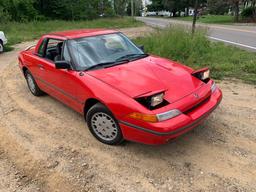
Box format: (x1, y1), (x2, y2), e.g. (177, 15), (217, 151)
(161, 0), (198, 17)
(232, 0), (240, 22)
(113, 0), (128, 16)
(147, 0), (164, 11)
(229, 0), (256, 22)
(162, 0), (186, 17)
(127, 0), (143, 16)
(0, 0), (116, 22)
(0, 0), (38, 22)
(207, 0), (230, 14)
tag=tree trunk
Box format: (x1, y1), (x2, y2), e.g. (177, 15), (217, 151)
(186, 7), (189, 16)
(131, 0), (134, 17)
(234, 1), (239, 22)
(172, 8), (177, 17)
(252, 0), (256, 20)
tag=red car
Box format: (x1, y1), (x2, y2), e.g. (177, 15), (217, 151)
(18, 29), (222, 145)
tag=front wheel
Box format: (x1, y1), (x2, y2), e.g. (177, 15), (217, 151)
(86, 103), (124, 145)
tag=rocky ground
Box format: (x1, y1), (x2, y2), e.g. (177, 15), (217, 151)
(0, 27), (255, 192)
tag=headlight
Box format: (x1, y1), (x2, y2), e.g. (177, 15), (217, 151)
(211, 82), (217, 93)
(192, 68), (210, 81)
(136, 92), (167, 109)
(201, 69), (210, 80)
(151, 93), (164, 107)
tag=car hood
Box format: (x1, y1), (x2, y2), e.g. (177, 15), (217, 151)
(87, 56), (204, 103)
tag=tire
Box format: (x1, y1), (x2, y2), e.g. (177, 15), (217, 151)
(25, 70), (45, 96)
(0, 41), (3, 53)
(86, 103), (124, 145)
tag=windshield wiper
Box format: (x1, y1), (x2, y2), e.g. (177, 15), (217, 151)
(85, 62), (115, 71)
(104, 59), (130, 68)
(85, 60), (129, 71)
(116, 53), (149, 61)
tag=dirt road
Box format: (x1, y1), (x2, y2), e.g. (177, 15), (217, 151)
(0, 27), (256, 192)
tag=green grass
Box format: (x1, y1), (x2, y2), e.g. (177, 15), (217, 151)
(176, 15), (234, 24)
(135, 27), (256, 84)
(1, 18), (142, 46)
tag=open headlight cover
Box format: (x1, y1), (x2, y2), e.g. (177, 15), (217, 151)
(192, 68), (210, 81)
(151, 93), (164, 107)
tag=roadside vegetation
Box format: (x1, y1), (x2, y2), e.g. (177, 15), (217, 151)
(135, 27), (256, 83)
(148, 0), (256, 24)
(175, 15), (234, 24)
(2, 18), (142, 46)
(0, 0), (143, 49)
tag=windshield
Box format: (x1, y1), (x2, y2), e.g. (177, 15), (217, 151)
(68, 33), (145, 70)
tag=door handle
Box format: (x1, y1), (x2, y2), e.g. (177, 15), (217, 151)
(38, 64), (45, 70)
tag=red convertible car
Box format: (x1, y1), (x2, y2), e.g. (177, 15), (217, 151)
(18, 29), (222, 145)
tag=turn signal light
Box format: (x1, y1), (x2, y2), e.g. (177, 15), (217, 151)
(127, 113), (158, 123)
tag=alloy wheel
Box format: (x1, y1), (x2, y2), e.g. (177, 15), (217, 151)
(26, 73), (36, 94)
(91, 112), (118, 141)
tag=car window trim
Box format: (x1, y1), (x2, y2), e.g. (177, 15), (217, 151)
(65, 40), (80, 71)
(36, 38), (48, 57)
(35, 38), (76, 71)
(62, 40), (77, 70)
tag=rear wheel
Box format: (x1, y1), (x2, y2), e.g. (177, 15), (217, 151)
(86, 103), (123, 145)
(0, 41), (3, 53)
(25, 70), (44, 96)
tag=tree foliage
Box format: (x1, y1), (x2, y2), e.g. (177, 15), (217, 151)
(0, 0), (116, 22)
(0, 0), (38, 22)
(127, 0), (143, 16)
(148, 0), (256, 22)
(147, 0), (164, 11)
(207, 0), (230, 14)
(148, 0), (206, 16)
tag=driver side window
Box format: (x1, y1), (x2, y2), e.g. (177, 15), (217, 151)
(44, 39), (64, 62)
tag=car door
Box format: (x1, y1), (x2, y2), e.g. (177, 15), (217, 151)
(27, 38), (49, 91)
(37, 38), (84, 113)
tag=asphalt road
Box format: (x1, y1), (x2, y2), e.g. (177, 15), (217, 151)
(136, 17), (256, 52)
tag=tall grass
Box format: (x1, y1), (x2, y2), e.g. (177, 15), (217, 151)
(135, 27), (256, 83)
(1, 18), (142, 45)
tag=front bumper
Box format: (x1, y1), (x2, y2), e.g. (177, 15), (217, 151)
(119, 88), (222, 145)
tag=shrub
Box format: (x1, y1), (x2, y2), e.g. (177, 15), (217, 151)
(241, 6), (256, 19)
(0, 6), (11, 23)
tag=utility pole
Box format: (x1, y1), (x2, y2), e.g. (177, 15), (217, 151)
(131, 0), (134, 17)
(192, 0), (199, 34)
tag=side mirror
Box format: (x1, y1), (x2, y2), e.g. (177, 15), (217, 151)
(138, 45), (145, 52)
(55, 60), (71, 70)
